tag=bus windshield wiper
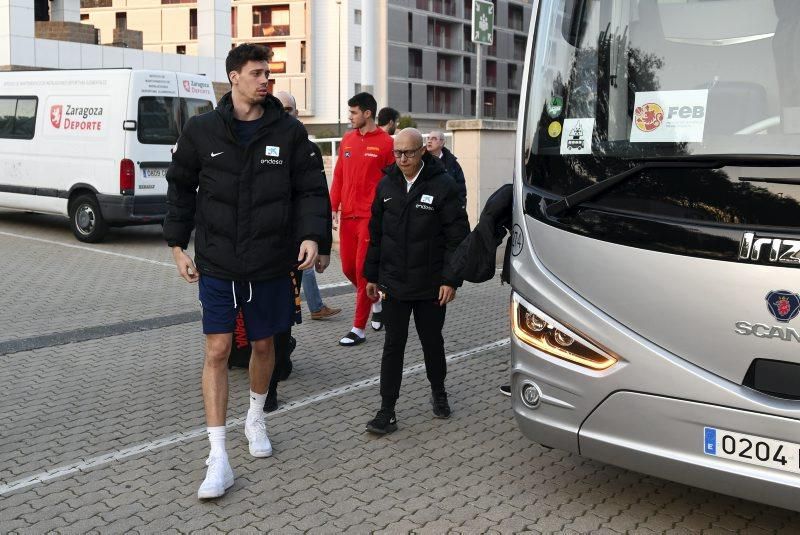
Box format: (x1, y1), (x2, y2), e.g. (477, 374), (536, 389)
(545, 154), (800, 218)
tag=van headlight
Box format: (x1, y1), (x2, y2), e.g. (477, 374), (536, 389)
(511, 293), (617, 370)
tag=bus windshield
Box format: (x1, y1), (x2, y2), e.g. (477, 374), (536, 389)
(523, 0), (800, 228)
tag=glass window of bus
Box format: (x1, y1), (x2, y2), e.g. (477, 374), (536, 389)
(522, 0), (800, 227)
(138, 97), (180, 145)
(180, 98), (214, 129)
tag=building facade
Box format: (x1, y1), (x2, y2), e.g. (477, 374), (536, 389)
(77, 0), (532, 130)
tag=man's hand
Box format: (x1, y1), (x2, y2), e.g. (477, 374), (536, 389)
(366, 282), (380, 301)
(316, 254), (330, 273)
(438, 285), (456, 306)
(332, 211), (340, 230)
(297, 240), (319, 270)
(172, 246), (199, 283)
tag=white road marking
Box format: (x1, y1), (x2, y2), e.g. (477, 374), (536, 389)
(0, 231), (354, 289)
(0, 338), (510, 496)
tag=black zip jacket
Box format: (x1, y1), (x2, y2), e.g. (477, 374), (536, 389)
(439, 146), (467, 204)
(364, 152), (470, 301)
(163, 92), (329, 281)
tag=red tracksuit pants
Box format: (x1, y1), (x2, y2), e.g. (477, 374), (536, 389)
(339, 216), (376, 330)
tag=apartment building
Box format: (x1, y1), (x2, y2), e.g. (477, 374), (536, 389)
(78, 0), (531, 130)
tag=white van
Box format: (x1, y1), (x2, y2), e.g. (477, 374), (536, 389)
(0, 69), (216, 242)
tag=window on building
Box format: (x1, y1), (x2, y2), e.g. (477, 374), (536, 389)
(115, 12), (126, 30)
(463, 57), (472, 84)
(416, 0), (429, 9)
(252, 5), (290, 37)
(161, 0), (195, 4)
(408, 83), (413, 112)
(354, 9), (362, 25)
(462, 25), (474, 53)
(408, 49), (422, 79)
(487, 31), (497, 56)
(437, 53), (457, 83)
(231, 6), (237, 38)
(189, 8), (197, 40)
(431, 0), (456, 16)
(469, 89), (476, 116)
(177, 45), (186, 54)
(508, 63), (518, 90)
(300, 42), (306, 73)
(0, 97), (37, 140)
(80, 13), (89, 21)
(508, 4), (524, 31)
(408, 13), (413, 42)
(486, 60), (496, 87)
(513, 36), (525, 61)
(427, 86), (459, 115)
(354, 46), (362, 62)
(483, 91), (496, 118)
(268, 42), (287, 73)
(427, 19), (454, 48)
(464, 0), (472, 17)
(508, 94), (520, 119)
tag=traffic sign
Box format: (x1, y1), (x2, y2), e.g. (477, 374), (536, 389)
(472, 0), (494, 45)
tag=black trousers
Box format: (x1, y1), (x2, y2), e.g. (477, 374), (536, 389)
(270, 270), (302, 393)
(380, 296), (447, 408)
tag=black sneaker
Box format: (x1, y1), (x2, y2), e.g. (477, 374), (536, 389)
(370, 311), (383, 331)
(499, 384), (511, 397)
(264, 388), (278, 413)
(431, 391), (451, 419)
(365, 409), (397, 434)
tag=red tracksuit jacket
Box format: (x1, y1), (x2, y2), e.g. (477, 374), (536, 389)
(330, 128), (395, 218)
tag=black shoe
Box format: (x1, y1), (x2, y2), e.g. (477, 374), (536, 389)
(264, 388), (278, 413)
(370, 311), (383, 331)
(431, 391), (451, 419)
(278, 357), (293, 382)
(339, 331), (366, 346)
(499, 384), (511, 397)
(365, 408), (397, 435)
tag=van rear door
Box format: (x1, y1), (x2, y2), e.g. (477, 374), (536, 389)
(126, 71), (214, 200)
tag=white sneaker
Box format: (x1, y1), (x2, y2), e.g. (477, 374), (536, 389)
(245, 412), (273, 458)
(197, 456), (234, 499)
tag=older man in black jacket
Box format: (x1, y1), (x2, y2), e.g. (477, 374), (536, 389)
(363, 128), (470, 435)
(164, 44), (329, 499)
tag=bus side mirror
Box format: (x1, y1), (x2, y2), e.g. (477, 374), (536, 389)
(562, 0), (590, 47)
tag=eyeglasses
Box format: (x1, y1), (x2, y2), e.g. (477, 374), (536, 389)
(283, 106), (294, 113)
(393, 146), (423, 159)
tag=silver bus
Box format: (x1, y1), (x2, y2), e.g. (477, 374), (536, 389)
(510, 0), (800, 510)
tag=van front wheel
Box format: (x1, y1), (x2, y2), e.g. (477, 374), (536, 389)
(69, 194), (108, 243)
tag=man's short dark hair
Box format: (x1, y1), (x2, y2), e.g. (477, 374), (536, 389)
(225, 44), (272, 84)
(377, 107), (400, 126)
(348, 92), (378, 119)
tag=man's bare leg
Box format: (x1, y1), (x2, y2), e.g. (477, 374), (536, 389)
(198, 333), (234, 499)
(244, 337), (275, 457)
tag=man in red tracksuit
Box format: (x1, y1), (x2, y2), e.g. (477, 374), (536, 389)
(330, 92), (395, 346)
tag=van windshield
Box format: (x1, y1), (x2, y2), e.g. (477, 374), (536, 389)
(138, 97), (213, 145)
(523, 0), (800, 229)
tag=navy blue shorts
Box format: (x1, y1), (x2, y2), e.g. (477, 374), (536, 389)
(199, 274), (294, 341)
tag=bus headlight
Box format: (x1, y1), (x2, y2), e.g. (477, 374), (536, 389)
(511, 294), (617, 370)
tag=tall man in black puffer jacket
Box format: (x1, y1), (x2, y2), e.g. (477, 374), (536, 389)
(363, 128), (470, 435)
(164, 44), (329, 499)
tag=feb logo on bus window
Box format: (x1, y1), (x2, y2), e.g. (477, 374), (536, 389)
(766, 290), (800, 323)
(634, 103), (664, 132)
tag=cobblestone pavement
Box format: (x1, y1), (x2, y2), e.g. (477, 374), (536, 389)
(1, 212), (799, 533)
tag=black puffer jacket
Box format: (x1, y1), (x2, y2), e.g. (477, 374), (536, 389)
(164, 93), (329, 281)
(440, 147), (467, 205)
(364, 152), (470, 300)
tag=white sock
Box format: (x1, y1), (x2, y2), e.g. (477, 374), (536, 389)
(248, 390), (267, 418)
(372, 300), (382, 313)
(207, 426), (227, 459)
(352, 327), (365, 338)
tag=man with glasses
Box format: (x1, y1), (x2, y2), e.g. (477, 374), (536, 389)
(363, 128), (470, 434)
(330, 92), (395, 346)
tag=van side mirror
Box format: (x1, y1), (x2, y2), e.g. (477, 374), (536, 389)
(122, 120), (137, 131)
(562, 0), (590, 47)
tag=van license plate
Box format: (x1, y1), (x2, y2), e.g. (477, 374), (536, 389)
(704, 427), (800, 475)
(143, 168), (167, 178)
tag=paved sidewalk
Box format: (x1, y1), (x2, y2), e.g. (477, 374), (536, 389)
(1, 213), (799, 533)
